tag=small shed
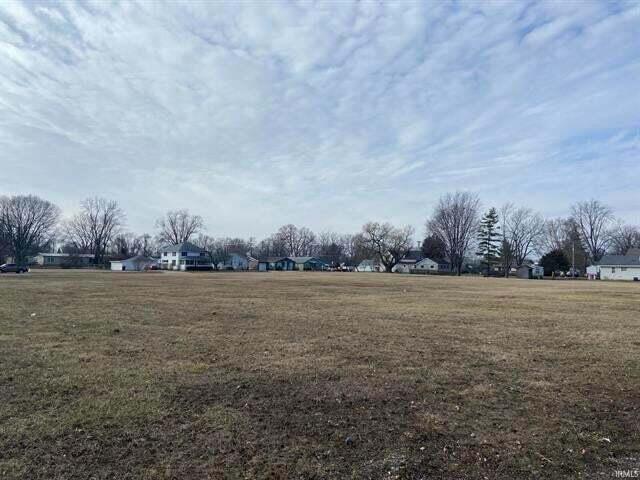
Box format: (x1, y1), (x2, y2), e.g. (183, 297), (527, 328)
(110, 255), (157, 271)
(516, 265), (544, 279)
(586, 265), (599, 280)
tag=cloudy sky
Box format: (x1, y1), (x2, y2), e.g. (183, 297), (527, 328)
(1, 1), (639, 238)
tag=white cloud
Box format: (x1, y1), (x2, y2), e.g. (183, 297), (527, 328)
(0, 0), (639, 238)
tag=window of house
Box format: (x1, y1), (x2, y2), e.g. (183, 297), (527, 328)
(163, 252), (168, 256)
(181, 252), (187, 256)
(171, 260), (176, 266)
(612, 267), (616, 273)
(172, 252), (176, 256)
(621, 267), (627, 271)
(46, 256), (55, 264)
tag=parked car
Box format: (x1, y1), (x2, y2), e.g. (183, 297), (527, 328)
(0, 263), (29, 273)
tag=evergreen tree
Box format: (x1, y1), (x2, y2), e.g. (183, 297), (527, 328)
(476, 207), (501, 276)
(539, 249), (570, 276)
(421, 235), (447, 260)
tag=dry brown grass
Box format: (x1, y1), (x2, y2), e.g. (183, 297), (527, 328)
(1, 270), (638, 479)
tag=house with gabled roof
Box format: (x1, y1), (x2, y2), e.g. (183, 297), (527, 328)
(290, 256), (327, 271)
(391, 249), (423, 273)
(412, 257), (451, 274)
(257, 257), (296, 271)
(160, 241), (212, 270)
(596, 250), (640, 281)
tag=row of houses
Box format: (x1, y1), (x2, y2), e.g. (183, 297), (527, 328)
(27, 244), (640, 281)
(388, 250), (545, 279)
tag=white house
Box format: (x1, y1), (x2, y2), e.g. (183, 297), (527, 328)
(412, 257), (451, 273)
(160, 241), (212, 270)
(392, 260), (415, 273)
(391, 250), (423, 273)
(597, 253), (640, 281)
(110, 255), (158, 271)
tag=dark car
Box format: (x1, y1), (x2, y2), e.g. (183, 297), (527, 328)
(0, 263), (29, 273)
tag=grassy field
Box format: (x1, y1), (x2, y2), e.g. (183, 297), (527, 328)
(0, 271), (638, 479)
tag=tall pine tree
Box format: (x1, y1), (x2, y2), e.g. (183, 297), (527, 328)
(476, 207), (501, 276)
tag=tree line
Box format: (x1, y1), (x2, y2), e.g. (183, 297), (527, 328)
(1, 193), (638, 273)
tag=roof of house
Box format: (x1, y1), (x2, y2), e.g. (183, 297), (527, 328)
(417, 257), (447, 265)
(259, 256), (293, 263)
(290, 256), (326, 264)
(598, 254), (640, 266)
(162, 241), (205, 253)
(37, 252), (94, 258)
(517, 264), (543, 270)
(626, 248), (640, 256)
(112, 255), (158, 264)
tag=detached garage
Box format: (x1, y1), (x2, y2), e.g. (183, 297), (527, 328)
(110, 255), (157, 272)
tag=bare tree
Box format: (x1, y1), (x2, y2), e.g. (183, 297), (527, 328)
(541, 217), (590, 272)
(194, 235), (254, 269)
(134, 233), (156, 257)
(276, 224), (299, 256)
(275, 224), (317, 256)
(0, 198), (11, 261)
(112, 232), (137, 257)
(0, 195), (60, 264)
(156, 209), (204, 245)
(426, 191), (480, 275)
(318, 231), (345, 265)
(298, 227), (317, 256)
(255, 234), (288, 258)
(194, 234), (215, 253)
(609, 224), (640, 255)
(65, 197), (125, 264)
(361, 222), (414, 272)
(500, 204), (545, 272)
(571, 200), (614, 262)
(540, 218), (568, 253)
(347, 232), (374, 266)
(64, 212), (93, 253)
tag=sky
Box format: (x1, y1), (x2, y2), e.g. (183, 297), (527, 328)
(1, 0), (639, 239)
